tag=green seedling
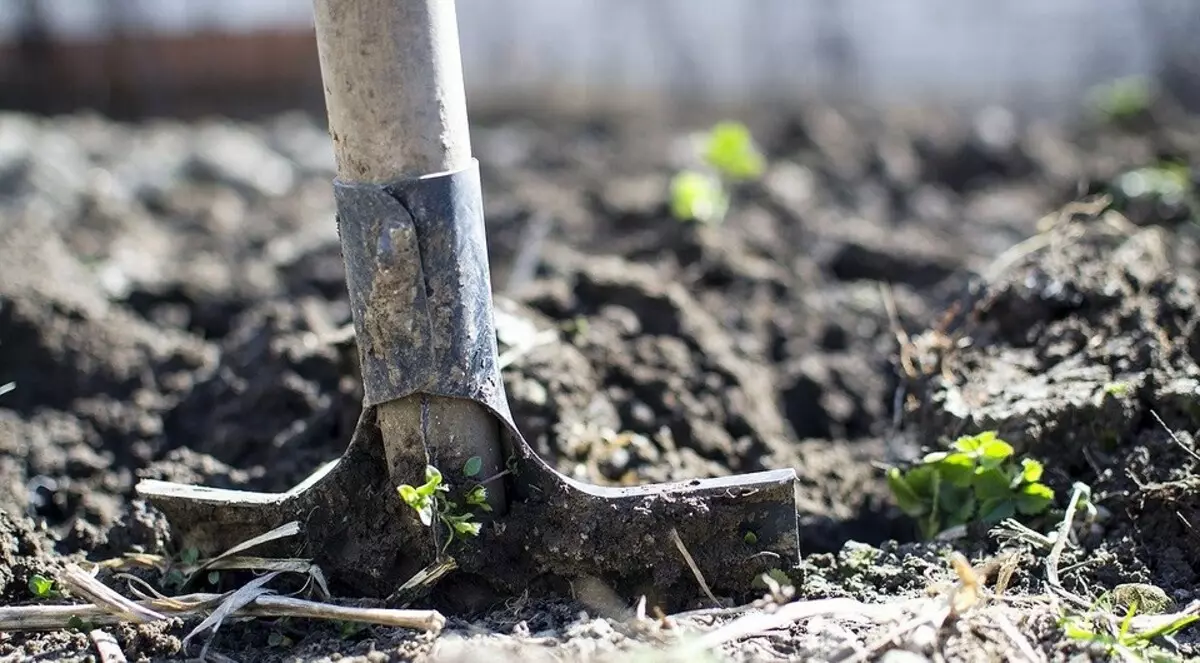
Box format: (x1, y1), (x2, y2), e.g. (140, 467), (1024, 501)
(1086, 76), (1154, 123)
(752, 568), (792, 590)
(397, 459), (492, 553)
(180, 547), (201, 566)
(670, 171), (728, 224)
(703, 121), (766, 182)
(670, 121), (765, 224)
(66, 615), (94, 632)
(887, 431), (1055, 539)
(337, 620), (368, 639)
(27, 574), (55, 598)
(1103, 381), (1132, 397)
(1061, 598), (1198, 662)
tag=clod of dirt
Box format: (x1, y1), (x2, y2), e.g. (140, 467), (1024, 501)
(160, 300), (361, 491)
(0, 507), (59, 602)
(0, 220), (215, 416)
(903, 205), (1200, 603)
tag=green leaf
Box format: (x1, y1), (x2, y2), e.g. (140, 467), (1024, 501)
(973, 468), (1016, 501)
(398, 484), (420, 506)
(937, 483), (971, 515)
(425, 466), (442, 483)
(466, 485), (488, 507)
(903, 464), (938, 498)
(702, 121), (765, 181)
(743, 531), (758, 546)
(670, 170), (729, 224)
(1021, 458), (1044, 483)
(978, 437), (1015, 469)
(886, 468), (928, 517)
(415, 501), (434, 527)
(67, 615), (91, 632)
(936, 452), (977, 487)
(180, 547), (200, 566)
(1016, 483), (1055, 515)
(978, 497), (1016, 524)
(951, 432), (989, 454)
(463, 456), (483, 477)
(207, 571), (221, 586)
(944, 491), (977, 528)
(28, 574), (53, 597)
(452, 520), (482, 538)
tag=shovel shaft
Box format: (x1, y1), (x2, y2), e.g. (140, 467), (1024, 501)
(313, 0), (472, 180)
(312, 0), (507, 516)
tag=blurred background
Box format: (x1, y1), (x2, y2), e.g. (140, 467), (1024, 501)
(2, 0), (1199, 120)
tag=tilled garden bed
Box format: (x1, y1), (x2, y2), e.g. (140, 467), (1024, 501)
(1, 102), (1199, 661)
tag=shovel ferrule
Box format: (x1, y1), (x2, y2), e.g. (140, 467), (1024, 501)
(336, 162), (500, 411)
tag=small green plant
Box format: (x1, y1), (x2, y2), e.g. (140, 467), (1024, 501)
(27, 574), (55, 598)
(1061, 598), (1198, 661)
(397, 459), (491, 553)
(670, 121), (765, 224)
(66, 615), (94, 632)
(1087, 76), (1154, 123)
(887, 431), (1055, 539)
(337, 620), (368, 639)
(1103, 381), (1132, 397)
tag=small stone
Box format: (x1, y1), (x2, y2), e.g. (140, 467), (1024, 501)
(1112, 583), (1175, 614)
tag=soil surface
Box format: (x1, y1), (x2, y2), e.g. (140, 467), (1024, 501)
(1, 100), (1199, 661)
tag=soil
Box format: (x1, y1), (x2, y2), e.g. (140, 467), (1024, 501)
(1, 100), (1199, 661)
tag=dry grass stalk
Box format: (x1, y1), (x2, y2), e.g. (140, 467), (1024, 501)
(668, 528), (720, 608)
(60, 564), (166, 624)
(0, 591), (446, 633)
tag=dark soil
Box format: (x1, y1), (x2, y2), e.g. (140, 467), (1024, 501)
(1, 100), (1199, 661)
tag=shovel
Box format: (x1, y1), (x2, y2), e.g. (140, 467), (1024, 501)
(137, 0), (800, 610)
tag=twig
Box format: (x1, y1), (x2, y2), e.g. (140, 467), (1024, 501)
(89, 629), (127, 663)
(1046, 483), (1091, 609)
(60, 564), (166, 624)
(669, 528), (720, 608)
(0, 593), (445, 633)
(1149, 410), (1200, 464)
